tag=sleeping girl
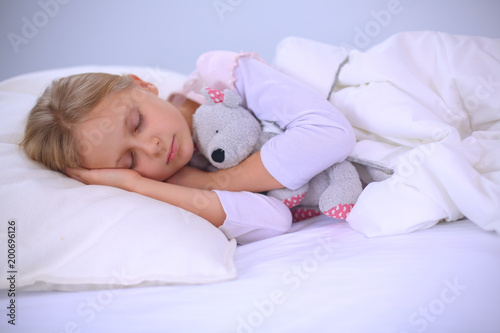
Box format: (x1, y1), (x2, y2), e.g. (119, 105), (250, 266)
(21, 52), (356, 244)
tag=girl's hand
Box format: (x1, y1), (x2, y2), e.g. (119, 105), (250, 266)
(65, 168), (142, 191)
(66, 167), (226, 226)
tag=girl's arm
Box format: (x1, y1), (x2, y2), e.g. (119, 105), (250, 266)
(66, 168), (226, 227)
(167, 150), (284, 193)
(168, 54), (355, 193)
(66, 167), (293, 244)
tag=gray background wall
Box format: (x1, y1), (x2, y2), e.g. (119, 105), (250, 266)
(1, 0), (499, 81)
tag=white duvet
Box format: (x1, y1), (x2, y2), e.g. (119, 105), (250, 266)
(274, 31), (500, 237)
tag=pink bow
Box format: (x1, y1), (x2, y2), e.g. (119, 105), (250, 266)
(205, 88), (224, 103)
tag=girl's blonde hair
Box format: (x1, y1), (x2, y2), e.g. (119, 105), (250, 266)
(21, 73), (135, 171)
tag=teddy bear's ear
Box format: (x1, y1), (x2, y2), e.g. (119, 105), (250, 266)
(200, 88), (216, 105)
(222, 89), (241, 108)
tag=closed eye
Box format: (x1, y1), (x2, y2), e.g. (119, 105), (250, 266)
(129, 151), (136, 169)
(129, 112), (143, 169)
(135, 113), (143, 133)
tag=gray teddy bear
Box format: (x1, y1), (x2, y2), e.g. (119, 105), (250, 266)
(190, 88), (364, 222)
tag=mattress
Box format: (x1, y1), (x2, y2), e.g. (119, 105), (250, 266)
(2, 216), (500, 333)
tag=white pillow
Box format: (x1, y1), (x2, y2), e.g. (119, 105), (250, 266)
(0, 66), (237, 291)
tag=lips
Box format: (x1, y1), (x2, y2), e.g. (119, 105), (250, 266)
(167, 137), (178, 164)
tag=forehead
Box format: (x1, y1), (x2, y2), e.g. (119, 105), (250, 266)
(88, 86), (152, 117)
(89, 89), (132, 118)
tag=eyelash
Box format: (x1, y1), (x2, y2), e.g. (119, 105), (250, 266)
(129, 113), (143, 169)
(135, 113), (143, 133)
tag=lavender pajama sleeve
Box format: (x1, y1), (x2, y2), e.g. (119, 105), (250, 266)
(233, 57), (355, 190)
(214, 190), (292, 245)
(179, 52), (356, 244)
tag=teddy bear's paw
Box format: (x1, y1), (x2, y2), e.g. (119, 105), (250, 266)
(322, 203), (354, 220)
(291, 207), (322, 222)
(318, 160), (363, 219)
(283, 193), (306, 208)
(267, 183), (309, 208)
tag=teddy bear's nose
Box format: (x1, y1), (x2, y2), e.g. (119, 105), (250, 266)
(211, 149), (225, 163)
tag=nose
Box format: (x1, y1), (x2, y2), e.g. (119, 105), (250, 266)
(136, 136), (161, 156)
(211, 148), (225, 163)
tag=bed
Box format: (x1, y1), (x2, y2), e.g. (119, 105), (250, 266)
(1, 32), (499, 333)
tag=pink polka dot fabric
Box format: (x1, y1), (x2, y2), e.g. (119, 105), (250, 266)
(283, 193), (306, 209)
(206, 88), (224, 103)
(323, 203), (354, 220)
(291, 208), (322, 222)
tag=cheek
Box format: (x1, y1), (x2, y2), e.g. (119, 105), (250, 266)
(179, 138), (194, 164)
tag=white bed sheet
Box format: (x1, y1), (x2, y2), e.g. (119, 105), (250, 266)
(3, 216), (499, 333)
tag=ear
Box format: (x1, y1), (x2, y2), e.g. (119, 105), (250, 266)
(222, 89), (241, 108)
(128, 74), (159, 95)
(200, 88), (216, 105)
